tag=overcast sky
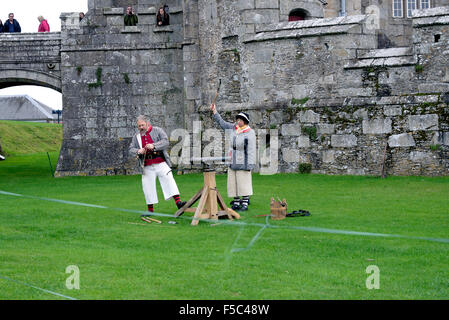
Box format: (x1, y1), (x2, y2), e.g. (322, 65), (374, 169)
(0, 1), (88, 110)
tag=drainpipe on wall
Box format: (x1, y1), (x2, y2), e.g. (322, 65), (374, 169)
(339, 0), (346, 16)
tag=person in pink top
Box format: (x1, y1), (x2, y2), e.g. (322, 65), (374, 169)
(37, 16), (50, 32)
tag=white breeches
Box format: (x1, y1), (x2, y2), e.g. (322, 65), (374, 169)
(141, 162), (180, 204)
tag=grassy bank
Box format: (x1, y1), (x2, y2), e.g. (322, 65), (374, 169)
(0, 120), (62, 156)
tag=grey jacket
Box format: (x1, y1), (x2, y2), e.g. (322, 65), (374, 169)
(213, 112), (256, 171)
(128, 126), (172, 173)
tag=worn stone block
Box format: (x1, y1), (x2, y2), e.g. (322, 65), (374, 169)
(282, 148), (299, 162)
(281, 123), (301, 136)
(408, 114), (439, 131)
(322, 150), (335, 163)
(297, 135), (310, 148)
(362, 118), (392, 134)
(300, 110), (320, 123)
(388, 133), (416, 147)
(317, 123), (335, 134)
(331, 134), (357, 147)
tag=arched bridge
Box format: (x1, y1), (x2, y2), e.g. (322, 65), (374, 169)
(0, 32), (62, 92)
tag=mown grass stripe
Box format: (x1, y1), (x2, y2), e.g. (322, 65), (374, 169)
(1, 189), (448, 245)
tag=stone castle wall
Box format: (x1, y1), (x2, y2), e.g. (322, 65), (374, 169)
(56, 0), (184, 176)
(191, 3), (449, 176)
(51, 1), (449, 176)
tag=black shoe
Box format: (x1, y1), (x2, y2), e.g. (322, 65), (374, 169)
(231, 203), (241, 211)
(239, 204), (248, 211)
(141, 213), (152, 217)
(230, 199), (239, 206)
(176, 201), (186, 209)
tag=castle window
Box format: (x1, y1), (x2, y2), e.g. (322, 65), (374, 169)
(288, 9), (309, 21)
(393, 0), (403, 17)
(407, 0), (417, 17)
(420, 0), (430, 9)
(393, 0), (432, 18)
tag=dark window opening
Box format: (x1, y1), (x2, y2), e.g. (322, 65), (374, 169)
(266, 134), (271, 149)
(434, 34), (441, 43)
(288, 9), (309, 22)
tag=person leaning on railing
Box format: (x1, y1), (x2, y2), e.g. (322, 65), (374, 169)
(156, 6), (169, 26)
(124, 6), (138, 26)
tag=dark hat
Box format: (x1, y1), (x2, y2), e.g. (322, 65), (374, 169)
(236, 112), (250, 124)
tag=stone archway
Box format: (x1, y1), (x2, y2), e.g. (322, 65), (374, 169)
(289, 8), (311, 21)
(0, 69), (62, 93)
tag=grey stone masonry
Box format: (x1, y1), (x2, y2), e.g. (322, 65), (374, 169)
(408, 115), (439, 131)
(1, 1), (449, 176)
(281, 123), (301, 136)
(331, 134), (357, 147)
(388, 133), (416, 147)
(362, 118), (392, 134)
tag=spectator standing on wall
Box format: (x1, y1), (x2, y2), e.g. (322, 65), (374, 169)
(37, 16), (50, 32)
(79, 12), (85, 22)
(0, 19), (3, 33)
(124, 6), (138, 26)
(156, 6), (169, 26)
(3, 13), (21, 33)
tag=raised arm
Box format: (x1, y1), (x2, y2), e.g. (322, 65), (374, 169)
(210, 103), (235, 130)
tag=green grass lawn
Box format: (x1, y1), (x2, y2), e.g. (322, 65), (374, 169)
(1, 151), (448, 300)
(0, 120), (62, 156)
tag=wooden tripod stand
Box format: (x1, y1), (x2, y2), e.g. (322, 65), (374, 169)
(174, 169), (240, 226)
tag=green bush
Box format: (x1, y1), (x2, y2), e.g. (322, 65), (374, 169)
(298, 163), (312, 174)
